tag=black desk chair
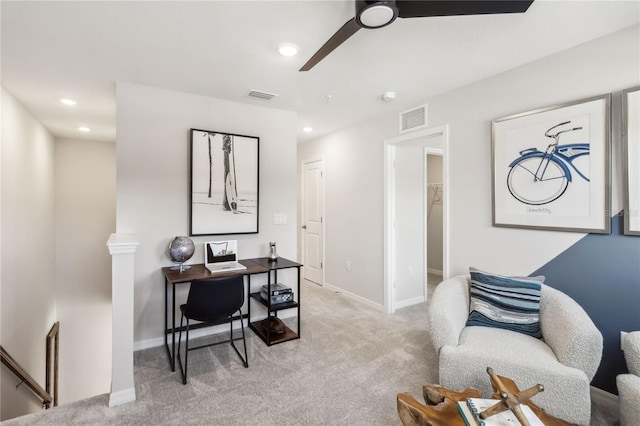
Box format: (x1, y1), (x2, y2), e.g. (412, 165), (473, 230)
(177, 275), (248, 385)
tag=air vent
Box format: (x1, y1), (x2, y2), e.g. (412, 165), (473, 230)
(399, 104), (427, 133)
(246, 90), (279, 101)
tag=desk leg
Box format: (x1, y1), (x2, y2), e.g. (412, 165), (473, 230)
(246, 275), (251, 327)
(273, 269), (278, 319)
(164, 277), (173, 371)
(297, 266), (301, 338)
(171, 284), (176, 371)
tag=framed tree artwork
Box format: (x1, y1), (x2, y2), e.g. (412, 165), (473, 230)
(492, 94), (611, 233)
(189, 129), (259, 236)
(623, 86), (640, 236)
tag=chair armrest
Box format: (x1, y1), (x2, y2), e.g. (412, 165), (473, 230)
(540, 284), (603, 380)
(427, 275), (470, 354)
(617, 373), (640, 426)
(622, 331), (640, 376)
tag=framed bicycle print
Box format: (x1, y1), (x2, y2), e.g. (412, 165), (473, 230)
(491, 94), (611, 233)
(189, 129), (259, 236)
(623, 86), (640, 236)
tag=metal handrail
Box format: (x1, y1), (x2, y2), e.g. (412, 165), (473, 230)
(46, 322), (60, 407)
(0, 321), (59, 409)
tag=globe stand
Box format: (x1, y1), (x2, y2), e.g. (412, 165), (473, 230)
(170, 263), (192, 272)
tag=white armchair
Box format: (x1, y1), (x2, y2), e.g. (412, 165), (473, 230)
(428, 275), (603, 425)
(617, 331), (640, 426)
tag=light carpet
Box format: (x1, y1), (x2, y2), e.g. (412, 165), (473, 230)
(3, 280), (618, 425)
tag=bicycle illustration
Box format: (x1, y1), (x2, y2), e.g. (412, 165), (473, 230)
(507, 121), (590, 205)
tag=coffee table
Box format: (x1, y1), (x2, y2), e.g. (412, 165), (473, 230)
(397, 375), (574, 426)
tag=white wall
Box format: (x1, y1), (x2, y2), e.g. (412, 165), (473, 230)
(54, 138), (115, 404)
(298, 25), (639, 305)
(298, 117), (396, 306)
(1, 88), (57, 420)
(433, 25), (638, 276)
(394, 143), (426, 304)
(115, 82), (298, 347)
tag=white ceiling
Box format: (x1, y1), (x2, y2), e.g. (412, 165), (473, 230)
(2, 1), (639, 143)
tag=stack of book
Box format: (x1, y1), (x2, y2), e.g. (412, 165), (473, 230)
(260, 283), (293, 305)
(457, 398), (544, 426)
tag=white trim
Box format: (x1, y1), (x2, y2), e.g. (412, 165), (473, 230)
(108, 388), (136, 408)
(394, 295), (426, 310)
(323, 281), (385, 311)
(107, 233), (139, 255)
(383, 143), (396, 313)
(383, 125), (450, 314)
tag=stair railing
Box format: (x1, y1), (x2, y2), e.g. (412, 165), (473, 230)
(0, 321), (59, 409)
(46, 321), (59, 407)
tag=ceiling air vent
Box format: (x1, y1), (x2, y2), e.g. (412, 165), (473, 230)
(399, 104), (427, 133)
(246, 89), (278, 101)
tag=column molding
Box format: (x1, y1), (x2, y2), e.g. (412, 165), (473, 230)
(106, 233), (139, 408)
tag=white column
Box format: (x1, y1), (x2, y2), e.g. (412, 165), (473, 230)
(106, 233), (139, 407)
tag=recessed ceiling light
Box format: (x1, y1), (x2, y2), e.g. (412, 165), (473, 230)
(278, 43), (299, 57)
(78, 126), (91, 132)
(303, 127), (313, 132)
(60, 98), (77, 106)
(382, 91), (396, 102)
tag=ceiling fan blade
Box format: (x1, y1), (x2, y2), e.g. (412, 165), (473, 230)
(299, 18), (361, 72)
(396, 0), (534, 18)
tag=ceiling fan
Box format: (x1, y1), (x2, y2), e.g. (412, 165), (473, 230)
(299, 0), (534, 71)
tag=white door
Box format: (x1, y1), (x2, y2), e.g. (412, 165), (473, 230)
(302, 159), (325, 284)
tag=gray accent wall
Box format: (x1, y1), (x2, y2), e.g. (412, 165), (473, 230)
(533, 213), (640, 393)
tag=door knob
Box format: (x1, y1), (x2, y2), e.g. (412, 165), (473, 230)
(301, 225), (307, 229)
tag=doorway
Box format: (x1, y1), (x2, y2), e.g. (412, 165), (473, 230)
(384, 126), (449, 314)
(301, 159), (325, 285)
(425, 152), (444, 293)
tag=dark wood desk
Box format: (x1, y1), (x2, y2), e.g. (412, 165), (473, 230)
(162, 257), (301, 371)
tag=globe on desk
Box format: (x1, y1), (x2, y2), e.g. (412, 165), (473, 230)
(168, 236), (195, 272)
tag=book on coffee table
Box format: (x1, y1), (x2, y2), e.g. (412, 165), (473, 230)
(457, 401), (480, 426)
(458, 398), (544, 426)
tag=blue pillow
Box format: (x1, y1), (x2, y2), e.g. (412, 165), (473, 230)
(466, 268), (542, 339)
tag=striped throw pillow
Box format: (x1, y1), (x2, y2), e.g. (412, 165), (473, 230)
(466, 268), (542, 339)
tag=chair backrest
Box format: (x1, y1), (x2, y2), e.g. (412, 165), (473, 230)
(183, 275), (245, 322)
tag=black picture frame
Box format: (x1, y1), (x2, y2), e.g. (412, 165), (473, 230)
(189, 129), (259, 236)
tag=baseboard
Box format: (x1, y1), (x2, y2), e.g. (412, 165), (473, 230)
(427, 268), (443, 276)
(590, 385), (618, 413)
(108, 388), (136, 407)
(394, 295), (425, 310)
(323, 281), (385, 311)
(134, 312), (296, 351)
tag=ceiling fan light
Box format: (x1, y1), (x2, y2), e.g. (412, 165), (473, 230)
(278, 43), (299, 57)
(357, 3), (398, 29)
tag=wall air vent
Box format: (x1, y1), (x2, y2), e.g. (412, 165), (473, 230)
(399, 104), (427, 133)
(246, 90), (279, 101)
